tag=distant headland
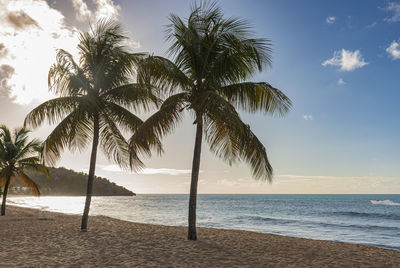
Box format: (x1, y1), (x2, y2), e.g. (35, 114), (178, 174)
(10, 167), (135, 196)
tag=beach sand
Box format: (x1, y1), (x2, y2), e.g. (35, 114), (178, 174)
(0, 206), (399, 267)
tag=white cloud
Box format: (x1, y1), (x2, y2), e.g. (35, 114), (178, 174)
(338, 78), (345, 85)
(0, 0), (126, 105)
(302, 114), (313, 121)
(383, 2), (400, 22)
(386, 40), (400, 60)
(93, 0), (120, 21)
(0, 0), (81, 104)
(71, 0), (92, 22)
(325, 16), (336, 24)
(138, 168), (194, 176)
(100, 164), (198, 176)
(322, 49), (368, 71)
(71, 0), (120, 22)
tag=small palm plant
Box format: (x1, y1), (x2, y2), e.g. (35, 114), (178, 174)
(25, 20), (160, 231)
(0, 125), (49, 216)
(130, 2), (292, 240)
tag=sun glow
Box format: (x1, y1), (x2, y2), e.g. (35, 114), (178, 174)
(0, 0), (80, 104)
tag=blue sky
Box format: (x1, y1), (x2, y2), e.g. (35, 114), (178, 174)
(1, 0), (399, 193)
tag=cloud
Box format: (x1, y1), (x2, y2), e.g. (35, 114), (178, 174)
(6, 10), (39, 29)
(326, 16), (336, 24)
(0, 0), (136, 104)
(138, 168), (194, 176)
(366, 21), (377, 28)
(71, 0), (120, 22)
(93, 0), (120, 21)
(386, 40), (400, 60)
(0, 0), (82, 104)
(383, 2), (400, 22)
(100, 164), (197, 176)
(322, 49), (368, 71)
(338, 78), (345, 85)
(0, 64), (14, 98)
(302, 114), (313, 121)
(71, 0), (92, 22)
(0, 43), (7, 58)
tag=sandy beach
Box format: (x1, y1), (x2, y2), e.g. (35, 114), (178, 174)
(0, 206), (399, 267)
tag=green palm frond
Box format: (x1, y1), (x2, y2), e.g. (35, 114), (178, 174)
(0, 125), (48, 200)
(129, 93), (189, 161)
(17, 171), (41, 196)
(99, 114), (134, 170)
(41, 108), (91, 166)
(24, 97), (81, 128)
(137, 56), (193, 95)
(49, 50), (90, 97)
(220, 82), (292, 115)
(102, 101), (144, 133)
(103, 83), (160, 112)
(201, 91), (273, 181)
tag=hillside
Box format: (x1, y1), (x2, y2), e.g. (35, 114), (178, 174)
(10, 167), (135, 196)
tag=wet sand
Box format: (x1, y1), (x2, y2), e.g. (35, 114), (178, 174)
(0, 206), (399, 267)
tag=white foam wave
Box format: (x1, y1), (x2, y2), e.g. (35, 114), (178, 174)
(370, 200), (400, 206)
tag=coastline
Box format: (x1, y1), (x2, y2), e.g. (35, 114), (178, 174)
(0, 206), (399, 267)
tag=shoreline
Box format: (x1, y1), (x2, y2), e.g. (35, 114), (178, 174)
(0, 206), (399, 267)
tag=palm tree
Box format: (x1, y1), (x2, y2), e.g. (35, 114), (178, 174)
(0, 125), (49, 216)
(130, 2), (292, 240)
(25, 20), (160, 231)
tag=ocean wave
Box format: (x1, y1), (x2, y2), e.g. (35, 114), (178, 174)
(370, 200), (400, 206)
(331, 211), (400, 220)
(236, 215), (400, 232)
(237, 215), (296, 225)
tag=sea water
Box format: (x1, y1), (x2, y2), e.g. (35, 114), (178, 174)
(8, 194), (400, 251)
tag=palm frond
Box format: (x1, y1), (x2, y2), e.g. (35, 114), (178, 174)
(201, 91), (273, 181)
(129, 93), (188, 162)
(103, 83), (160, 112)
(41, 108), (92, 166)
(220, 82), (292, 115)
(17, 170), (41, 196)
(99, 114), (135, 170)
(137, 56), (192, 95)
(24, 97), (81, 128)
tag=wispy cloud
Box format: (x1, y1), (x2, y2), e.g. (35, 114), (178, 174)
(277, 174), (369, 180)
(382, 2), (400, 22)
(325, 16), (336, 24)
(302, 114), (313, 121)
(138, 168), (194, 176)
(366, 21), (377, 28)
(322, 49), (368, 71)
(386, 40), (400, 60)
(338, 78), (345, 85)
(100, 164), (197, 176)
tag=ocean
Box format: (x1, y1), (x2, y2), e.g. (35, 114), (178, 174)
(8, 194), (400, 251)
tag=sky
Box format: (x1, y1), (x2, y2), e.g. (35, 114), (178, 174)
(0, 0), (400, 194)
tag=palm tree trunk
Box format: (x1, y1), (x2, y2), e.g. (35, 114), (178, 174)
(81, 115), (100, 231)
(188, 121), (203, 240)
(1, 175), (11, 216)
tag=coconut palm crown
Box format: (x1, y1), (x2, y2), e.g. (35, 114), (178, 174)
(25, 20), (160, 231)
(130, 2), (292, 240)
(0, 125), (49, 215)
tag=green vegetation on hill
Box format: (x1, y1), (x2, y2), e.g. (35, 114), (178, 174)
(10, 167), (135, 196)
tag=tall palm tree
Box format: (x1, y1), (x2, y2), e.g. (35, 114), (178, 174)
(25, 20), (160, 231)
(0, 125), (49, 216)
(130, 2), (292, 240)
